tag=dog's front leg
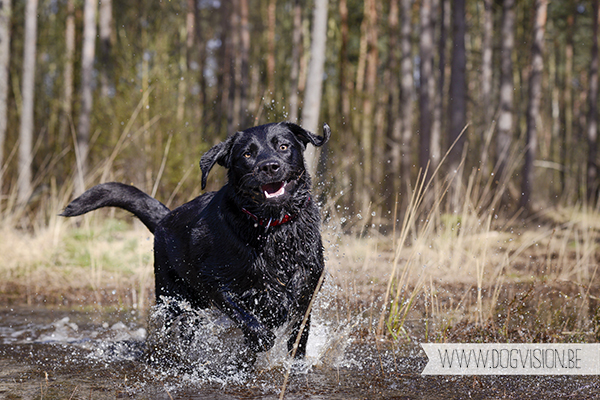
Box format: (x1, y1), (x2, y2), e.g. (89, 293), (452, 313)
(287, 314), (311, 358)
(213, 290), (276, 353)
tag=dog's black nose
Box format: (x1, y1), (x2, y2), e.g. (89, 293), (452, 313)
(260, 161), (280, 175)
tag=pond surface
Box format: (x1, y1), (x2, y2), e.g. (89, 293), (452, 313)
(0, 304), (599, 399)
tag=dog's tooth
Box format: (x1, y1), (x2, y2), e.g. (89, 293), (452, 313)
(264, 184), (285, 198)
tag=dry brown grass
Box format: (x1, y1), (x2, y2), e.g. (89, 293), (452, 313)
(0, 212), (154, 309)
(322, 189), (600, 344)
(1, 191), (598, 345)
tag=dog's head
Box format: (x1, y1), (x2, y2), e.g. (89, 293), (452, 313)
(200, 122), (330, 218)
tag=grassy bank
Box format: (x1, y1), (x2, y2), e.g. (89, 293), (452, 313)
(0, 211), (155, 309)
(325, 201), (600, 343)
(1, 192), (599, 345)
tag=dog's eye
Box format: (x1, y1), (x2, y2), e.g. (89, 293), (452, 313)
(279, 144), (288, 151)
(243, 151), (252, 159)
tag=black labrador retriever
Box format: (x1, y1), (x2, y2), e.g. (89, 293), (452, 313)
(61, 121), (331, 358)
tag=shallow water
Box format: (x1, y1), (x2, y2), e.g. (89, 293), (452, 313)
(1, 301), (599, 399)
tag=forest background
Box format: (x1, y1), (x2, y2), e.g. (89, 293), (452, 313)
(1, 0), (598, 224)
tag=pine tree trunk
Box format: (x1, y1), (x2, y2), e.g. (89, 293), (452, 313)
(239, 0), (250, 127)
(177, 23), (189, 122)
(360, 0), (378, 210)
(301, 0), (328, 176)
(186, 0), (195, 55)
(479, 0), (494, 174)
(0, 0), (11, 194)
(587, 0), (600, 200)
(58, 0), (75, 147)
(75, 0), (98, 195)
(215, 2), (231, 135)
(431, 0), (448, 175)
(336, 0), (355, 207)
(228, 0), (242, 132)
(140, 9), (151, 191)
(496, 0), (515, 185)
(98, 0), (112, 98)
(400, 0), (414, 200)
(192, 0), (205, 126)
(289, 0), (302, 123)
(481, 0), (493, 126)
(418, 0), (434, 175)
(561, 6), (575, 193)
(175, 0), (196, 124)
(338, 0), (350, 124)
(266, 0), (276, 102)
(520, 0), (548, 209)
(18, 0), (39, 204)
(448, 0), (467, 212)
(385, 0), (401, 211)
(447, 0), (468, 211)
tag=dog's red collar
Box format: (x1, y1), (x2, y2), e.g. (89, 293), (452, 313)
(241, 208), (293, 227)
(241, 195), (310, 228)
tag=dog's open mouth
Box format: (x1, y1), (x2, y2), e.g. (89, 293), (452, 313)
(261, 181), (286, 199)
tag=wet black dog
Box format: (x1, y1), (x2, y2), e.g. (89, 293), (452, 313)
(61, 122), (331, 358)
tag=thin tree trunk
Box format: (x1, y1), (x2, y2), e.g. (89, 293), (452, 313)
(338, 0), (350, 124)
(430, 0), (447, 175)
(400, 0), (414, 199)
(336, 0), (355, 207)
(355, 17), (367, 95)
(98, 0), (112, 98)
(0, 0), (11, 194)
(75, 0), (98, 195)
(17, 0), (39, 204)
(496, 0), (515, 185)
(448, 0), (467, 212)
(176, 0), (194, 123)
(227, 0), (241, 131)
(140, 9), (151, 190)
(479, 0), (493, 174)
(385, 0), (401, 211)
(481, 0), (493, 126)
(58, 0), (75, 147)
(550, 34), (561, 197)
(298, 19), (309, 96)
(266, 0), (276, 101)
(289, 0), (302, 123)
(239, 0), (250, 127)
(576, 71), (589, 151)
(301, 0), (328, 176)
(419, 0), (434, 176)
(192, 0), (205, 127)
(561, 6), (575, 193)
(215, 3), (230, 135)
(360, 0), (378, 210)
(587, 0), (600, 201)
(177, 24), (188, 122)
(186, 0), (195, 61)
(520, 0), (548, 209)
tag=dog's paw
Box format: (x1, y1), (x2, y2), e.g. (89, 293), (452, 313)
(244, 327), (276, 353)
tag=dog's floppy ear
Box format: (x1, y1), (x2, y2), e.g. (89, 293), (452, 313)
(285, 122), (331, 149)
(200, 134), (237, 190)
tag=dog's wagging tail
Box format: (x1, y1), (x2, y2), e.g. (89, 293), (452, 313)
(61, 121), (331, 359)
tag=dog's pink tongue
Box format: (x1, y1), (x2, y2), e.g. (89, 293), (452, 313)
(262, 182), (285, 198)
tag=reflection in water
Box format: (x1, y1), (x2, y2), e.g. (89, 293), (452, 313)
(0, 281), (378, 397)
(1, 284), (599, 399)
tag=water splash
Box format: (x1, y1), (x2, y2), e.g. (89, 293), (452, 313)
(0, 279), (364, 395)
(145, 297), (254, 383)
(143, 280), (361, 387)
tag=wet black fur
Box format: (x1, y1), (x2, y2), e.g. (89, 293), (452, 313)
(61, 122), (331, 358)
